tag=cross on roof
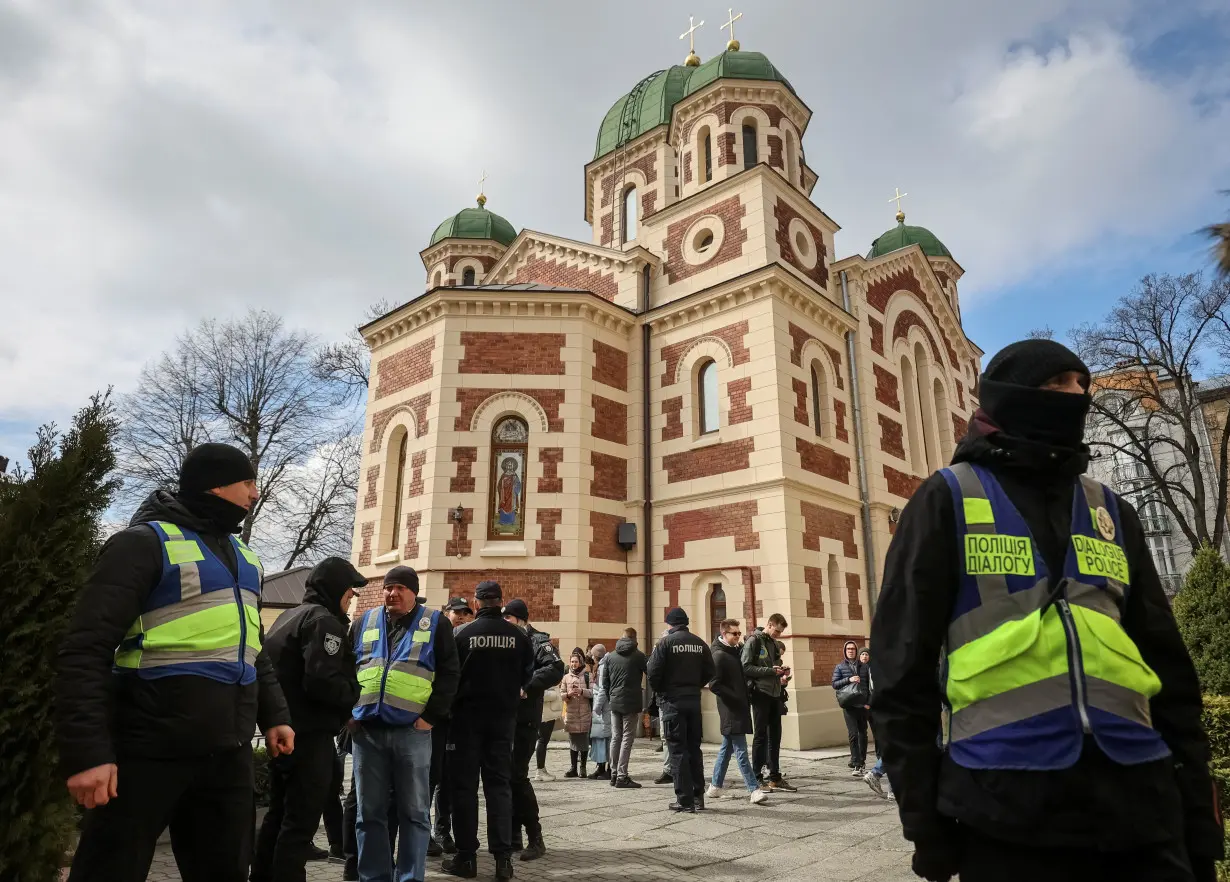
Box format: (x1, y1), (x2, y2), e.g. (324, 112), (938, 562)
(888, 187), (908, 219)
(679, 16), (705, 55)
(722, 8), (743, 49)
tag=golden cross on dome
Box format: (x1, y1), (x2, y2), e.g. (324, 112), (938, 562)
(888, 186), (908, 221)
(680, 16), (705, 66)
(722, 8), (743, 51)
(477, 169), (489, 207)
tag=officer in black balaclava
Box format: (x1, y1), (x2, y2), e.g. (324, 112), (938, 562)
(870, 340), (1223, 882)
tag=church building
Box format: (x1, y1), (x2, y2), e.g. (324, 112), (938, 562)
(350, 30), (982, 747)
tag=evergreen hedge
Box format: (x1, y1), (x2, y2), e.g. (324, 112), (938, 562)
(1204, 697), (1230, 881)
(0, 395), (118, 882)
(1174, 546), (1230, 696)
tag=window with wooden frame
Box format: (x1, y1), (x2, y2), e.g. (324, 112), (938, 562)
(488, 416), (529, 540)
(708, 584), (727, 641)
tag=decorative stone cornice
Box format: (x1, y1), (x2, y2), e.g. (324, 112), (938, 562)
(419, 239), (506, 270)
(487, 230), (659, 285)
(857, 249), (974, 366)
(669, 81), (811, 144)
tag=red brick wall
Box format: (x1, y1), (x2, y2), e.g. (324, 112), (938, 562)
(357, 522), (375, 567)
(663, 196), (748, 284)
(661, 320), (750, 386)
(834, 400), (849, 444)
(364, 465), (379, 509)
(591, 395), (627, 444)
(600, 214), (612, 247)
(891, 310), (943, 365)
(589, 511), (627, 562)
(874, 365), (900, 411)
(774, 202), (830, 289)
(796, 437), (851, 483)
(445, 507), (473, 557)
(458, 332), (566, 376)
(805, 566), (825, 618)
(865, 267), (959, 366)
(767, 134), (783, 169)
(374, 337), (436, 400)
(662, 396), (683, 441)
(809, 636), (867, 687)
(450, 447), (477, 493)
(934, 270), (951, 289)
(718, 131), (736, 167)
(884, 465), (923, 499)
(662, 437), (754, 483)
(742, 567), (763, 623)
(369, 395), (430, 452)
(403, 511), (421, 560)
(407, 451), (426, 498)
(593, 341), (628, 391)
(801, 501), (858, 558)
(846, 573), (864, 621)
(538, 448), (563, 493)
(663, 501), (759, 560)
(727, 376), (752, 424)
(454, 388), (565, 432)
(679, 102), (786, 144)
(599, 153), (659, 208)
(590, 452), (627, 501)
(823, 345), (845, 391)
(444, 571), (560, 622)
(792, 378), (809, 425)
(588, 573), (628, 624)
(878, 414), (905, 459)
(869, 317), (884, 355)
(511, 256), (618, 302)
(952, 413), (969, 442)
(536, 509), (562, 557)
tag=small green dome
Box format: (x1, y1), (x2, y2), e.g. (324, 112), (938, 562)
(593, 50), (797, 161)
(867, 218), (952, 260)
(428, 203), (517, 248)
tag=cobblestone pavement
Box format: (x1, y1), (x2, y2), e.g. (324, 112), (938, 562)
(142, 741), (913, 882)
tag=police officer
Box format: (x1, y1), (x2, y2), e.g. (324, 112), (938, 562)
(56, 443), (293, 882)
(501, 598), (565, 861)
(253, 557), (366, 882)
(871, 339), (1223, 882)
(430, 597), (474, 857)
(646, 607), (715, 814)
(443, 582), (534, 881)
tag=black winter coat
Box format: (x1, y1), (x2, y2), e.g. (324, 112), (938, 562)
(263, 586), (359, 737)
(870, 422), (1223, 863)
(453, 608), (535, 717)
(603, 636), (648, 715)
(517, 624), (565, 724)
(709, 639), (752, 735)
(55, 491), (290, 776)
(647, 626), (715, 712)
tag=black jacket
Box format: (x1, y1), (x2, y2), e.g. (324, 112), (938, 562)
(604, 636), (648, 715)
(453, 607), (535, 717)
(647, 625), (715, 712)
(55, 491), (290, 776)
(517, 624), (565, 724)
(870, 424), (1223, 862)
(263, 584), (360, 737)
(710, 639), (753, 736)
(742, 628), (783, 698)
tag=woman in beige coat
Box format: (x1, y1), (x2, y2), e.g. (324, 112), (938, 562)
(561, 648), (593, 778)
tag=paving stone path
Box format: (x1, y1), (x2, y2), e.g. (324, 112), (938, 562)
(141, 742), (914, 882)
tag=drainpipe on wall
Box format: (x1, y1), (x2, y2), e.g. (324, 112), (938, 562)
(841, 270), (879, 620)
(641, 264), (654, 654)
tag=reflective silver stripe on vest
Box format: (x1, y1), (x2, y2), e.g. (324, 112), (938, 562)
(382, 694), (428, 714)
(1066, 581), (1122, 622)
(389, 661), (436, 683)
(128, 645), (250, 668)
(355, 691), (381, 708)
(1086, 676), (1152, 728)
(950, 673), (1072, 741)
(138, 569), (232, 631)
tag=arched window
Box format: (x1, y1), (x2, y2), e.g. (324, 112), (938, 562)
(933, 376), (951, 464)
(742, 122), (758, 169)
(431, 270), (443, 288)
(489, 416), (528, 541)
(697, 359), (719, 434)
(461, 267), (476, 286)
(389, 432), (408, 551)
(699, 127), (713, 183)
(827, 556), (844, 622)
(622, 186), (638, 244)
(811, 361), (829, 438)
(901, 354), (924, 474)
(785, 130), (798, 185)
(915, 342), (939, 473)
(708, 584), (727, 642)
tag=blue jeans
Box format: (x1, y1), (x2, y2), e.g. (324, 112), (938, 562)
(353, 724), (432, 882)
(710, 733), (759, 792)
(871, 757), (884, 777)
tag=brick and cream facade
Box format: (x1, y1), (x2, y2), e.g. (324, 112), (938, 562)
(350, 52), (982, 748)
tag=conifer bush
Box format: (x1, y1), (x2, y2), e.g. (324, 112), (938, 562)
(1174, 546), (1230, 696)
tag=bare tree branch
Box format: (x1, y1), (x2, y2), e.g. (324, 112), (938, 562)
(311, 299), (393, 404)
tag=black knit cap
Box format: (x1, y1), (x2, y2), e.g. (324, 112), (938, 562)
(475, 580), (502, 600)
(383, 566), (419, 594)
(982, 339), (1090, 389)
(502, 598), (529, 621)
(179, 443), (257, 495)
(665, 607), (689, 627)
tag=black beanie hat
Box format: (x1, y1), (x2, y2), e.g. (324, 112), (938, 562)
(665, 607), (689, 627)
(383, 566), (420, 594)
(982, 339), (1090, 389)
(179, 443), (257, 495)
(307, 557), (367, 614)
(502, 598), (529, 621)
(978, 340), (1092, 450)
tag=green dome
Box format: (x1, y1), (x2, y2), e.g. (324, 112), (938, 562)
(867, 219), (952, 260)
(428, 203), (517, 248)
(593, 51), (797, 160)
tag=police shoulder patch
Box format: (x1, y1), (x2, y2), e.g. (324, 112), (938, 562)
(323, 633), (342, 656)
(1095, 506), (1116, 542)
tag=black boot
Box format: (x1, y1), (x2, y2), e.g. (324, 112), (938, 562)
(496, 855), (515, 880)
(564, 749), (578, 778)
(341, 858), (359, 882)
(520, 835), (546, 862)
(442, 855), (478, 879)
(587, 762), (604, 779)
(579, 752), (588, 778)
(427, 837), (443, 857)
(441, 832), (456, 854)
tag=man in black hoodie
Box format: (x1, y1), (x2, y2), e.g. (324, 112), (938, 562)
(252, 557), (366, 882)
(603, 627), (648, 788)
(871, 340), (1223, 882)
(56, 443), (293, 882)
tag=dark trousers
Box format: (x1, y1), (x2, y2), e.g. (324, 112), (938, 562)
(958, 828), (1195, 882)
(69, 747), (253, 882)
(750, 691), (782, 781)
(535, 720), (554, 769)
(322, 748), (343, 850)
(843, 706), (868, 767)
(252, 733), (336, 882)
(429, 720), (451, 838)
(448, 711), (515, 858)
(510, 721), (542, 843)
(662, 706), (704, 807)
(342, 771), (397, 865)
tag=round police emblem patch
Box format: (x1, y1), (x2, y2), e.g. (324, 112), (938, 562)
(323, 634), (342, 656)
(420, 616), (431, 630)
(1095, 506), (1115, 542)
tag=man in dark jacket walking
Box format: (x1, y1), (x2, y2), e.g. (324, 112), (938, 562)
(501, 597), (564, 862)
(706, 619), (768, 805)
(647, 608), (715, 813)
(832, 640), (869, 774)
(742, 613), (796, 791)
(56, 443), (294, 882)
(252, 557), (366, 882)
(872, 339), (1224, 882)
(603, 627), (648, 788)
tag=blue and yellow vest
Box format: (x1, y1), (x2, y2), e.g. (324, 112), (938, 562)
(941, 462), (1169, 770)
(114, 521), (264, 685)
(352, 605), (440, 726)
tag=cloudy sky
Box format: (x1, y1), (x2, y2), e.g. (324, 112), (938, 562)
(2, 0), (1228, 465)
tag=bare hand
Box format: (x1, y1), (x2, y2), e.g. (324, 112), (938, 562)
(773, 666), (785, 675)
(67, 763), (118, 809)
(413, 717), (433, 731)
(266, 725), (295, 757)
(520, 689), (527, 699)
(850, 676), (861, 683)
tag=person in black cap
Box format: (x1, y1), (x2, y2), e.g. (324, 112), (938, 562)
(57, 442), (294, 882)
(349, 565), (460, 882)
(252, 557), (366, 882)
(871, 339), (1223, 882)
(443, 581), (535, 881)
(501, 597), (565, 861)
(646, 607), (715, 813)
(428, 596), (475, 858)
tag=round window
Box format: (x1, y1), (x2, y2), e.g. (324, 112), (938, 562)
(682, 216), (726, 266)
(787, 217), (819, 270)
(696, 230), (714, 253)
(795, 229), (810, 257)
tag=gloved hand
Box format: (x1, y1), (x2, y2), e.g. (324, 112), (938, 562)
(910, 837), (960, 882)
